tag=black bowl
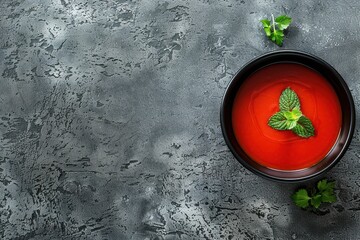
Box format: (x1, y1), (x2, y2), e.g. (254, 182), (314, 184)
(220, 50), (355, 182)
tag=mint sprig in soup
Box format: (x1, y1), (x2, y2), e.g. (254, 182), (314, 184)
(268, 87), (315, 138)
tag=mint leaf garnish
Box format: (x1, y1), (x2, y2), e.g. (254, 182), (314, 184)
(269, 111), (299, 130)
(268, 112), (288, 130)
(292, 116), (315, 138)
(260, 14), (292, 46)
(268, 87), (315, 138)
(283, 109), (301, 120)
(279, 87), (300, 111)
(292, 179), (337, 210)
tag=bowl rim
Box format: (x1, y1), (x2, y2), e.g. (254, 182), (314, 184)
(220, 49), (356, 182)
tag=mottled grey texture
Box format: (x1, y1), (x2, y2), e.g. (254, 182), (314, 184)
(0, 0), (360, 239)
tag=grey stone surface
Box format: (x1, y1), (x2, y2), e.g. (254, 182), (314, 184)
(0, 0), (360, 239)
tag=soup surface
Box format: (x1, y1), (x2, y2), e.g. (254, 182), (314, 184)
(232, 63), (342, 170)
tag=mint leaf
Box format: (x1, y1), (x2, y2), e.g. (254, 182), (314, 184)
(275, 15), (292, 30)
(292, 116), (315, 138)
(283, 109), (302, 121)
(310, 194), (322, 209)
(268, 87), (315, 138)
(268, 111), (301, 130)
(279, 87), (300, 111)
(268, 112), (288, 130)
(292, 189), (311, 208)
(286, 119), (297, 129)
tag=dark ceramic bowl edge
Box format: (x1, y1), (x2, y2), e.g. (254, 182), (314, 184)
(220, 49), (356, 183)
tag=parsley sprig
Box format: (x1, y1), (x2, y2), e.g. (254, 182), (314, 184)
(268, 87), (315, 138)
(292, 179), (337, 209)
(261, 14), (292, 46)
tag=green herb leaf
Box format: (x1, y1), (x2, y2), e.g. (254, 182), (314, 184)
(321, 191), (337, 203)
(260, 14), (291, 46)
(268, 112), (288, 130)
(271, 30), (284, 46)
(287, 119), (297, 129)
(268, 111), (301, 130)
(292, 116), (315, 138)
(275, 15), (292, 30)
(264, 27), (271, 37)
(292, 179), (337, 210)
(260, 19), (271, 28)
(268, 87), (315, 138)
(279, 87), (300, 111)
(292, 189), (311, 208)
(310, 194), (322, 209)
(283, 109), (302, 121)
(317, 179), (337, 203)
(317, 179), (332, 192)
(260, 20), (271, 37)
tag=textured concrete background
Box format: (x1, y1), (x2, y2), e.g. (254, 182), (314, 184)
(1, 0), (360, 239)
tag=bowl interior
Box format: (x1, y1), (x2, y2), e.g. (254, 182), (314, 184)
(221, 50), (355, 182)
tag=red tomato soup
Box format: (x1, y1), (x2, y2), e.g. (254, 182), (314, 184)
(232, 63), (342, 170)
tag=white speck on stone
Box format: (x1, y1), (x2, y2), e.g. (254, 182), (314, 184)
(301, 23), (311, 33)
